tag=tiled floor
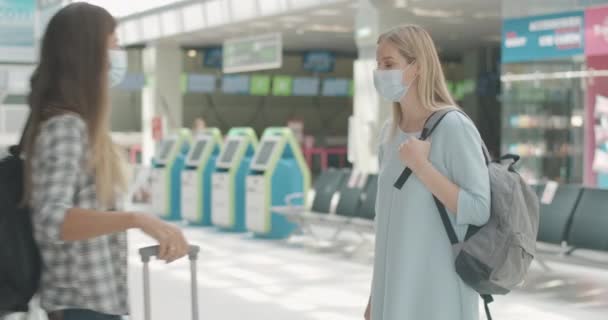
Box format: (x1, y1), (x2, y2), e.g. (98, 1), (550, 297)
(127, 225), (608, 320)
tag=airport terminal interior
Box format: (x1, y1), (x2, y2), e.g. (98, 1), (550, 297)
(1, 0), (608, 319)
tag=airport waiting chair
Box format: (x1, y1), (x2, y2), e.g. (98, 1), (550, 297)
(274, 169), (349, 238)
(532, 184), (545, 198)
(311, 169), (349, 214)
(566, 188), (608, 253)
(356, 174), (378, 221)
(348, 174), (378, 233)
(536, 184), (583, 245)
(342, 174), (378, 257)
(334, 179), (365, 218)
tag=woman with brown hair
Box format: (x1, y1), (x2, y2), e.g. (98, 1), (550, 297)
(23, 3), (190, 319)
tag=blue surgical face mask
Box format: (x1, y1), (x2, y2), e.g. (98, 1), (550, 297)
(108, 49), (127, 88)
(373, 64), (413, 102)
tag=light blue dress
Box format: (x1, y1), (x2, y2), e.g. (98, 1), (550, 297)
(372, 111), (491, 320)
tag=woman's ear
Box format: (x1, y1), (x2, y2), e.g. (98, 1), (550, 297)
(411, 60), (420, 77)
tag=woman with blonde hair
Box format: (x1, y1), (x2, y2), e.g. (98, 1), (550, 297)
(23, 3), (189, 319)
(364, 25), (490, 320)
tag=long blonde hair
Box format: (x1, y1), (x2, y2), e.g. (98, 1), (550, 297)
(378, 25), (457, 136)
(23, 3), (126, 208)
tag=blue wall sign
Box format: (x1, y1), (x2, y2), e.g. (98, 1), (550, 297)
(303, 51), (335, 73)
(502, 11), (585, 63)
(204, 47), (223, 69)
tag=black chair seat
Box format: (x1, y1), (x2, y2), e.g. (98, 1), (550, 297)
(356, 174), (378, 220)
(310, 169), (349, 214)
(567, 188), (608, 252)
(335, 172), (365, 218)
(537, 184), (582, 245)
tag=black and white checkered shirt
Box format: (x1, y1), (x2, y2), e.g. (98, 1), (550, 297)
(29, 114), (128, 315)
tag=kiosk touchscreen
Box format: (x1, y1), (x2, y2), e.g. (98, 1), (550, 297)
(211, 127), (258, 232)
(181, 128), (223, 226)
(246, 127), (310, 239)
(150, 130), (191, 220)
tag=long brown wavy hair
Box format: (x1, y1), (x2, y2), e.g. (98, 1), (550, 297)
(23, 2), (125, 207)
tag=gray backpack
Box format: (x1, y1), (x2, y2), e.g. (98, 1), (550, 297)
(394, 108), (540, 320)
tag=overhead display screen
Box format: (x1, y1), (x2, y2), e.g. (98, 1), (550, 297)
(222, 75), (250, 94)
(187, 74), (216, 93)
(254, 141), (276, 166)
(303, 51), (335, 73)
(272, 75), (293, 96)
(188, 140), (208, 163)
(223, 33), (282, 73)
(322, 78), (350, 97)
(292, 77), (319, 96)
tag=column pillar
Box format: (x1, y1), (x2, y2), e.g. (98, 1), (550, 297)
(351, 0), (398, 174)
(141, 44), (183, 164)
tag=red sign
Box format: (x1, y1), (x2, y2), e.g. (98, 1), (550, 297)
(585, 6), (608, 56)
(152, 116), (163, 141)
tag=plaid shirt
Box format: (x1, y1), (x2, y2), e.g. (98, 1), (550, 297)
(30, 114), (128, 315)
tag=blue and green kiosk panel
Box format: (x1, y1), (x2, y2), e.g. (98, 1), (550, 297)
(211, 127), (258, 232)
(246, 127), (311, 239)
(181, 128), (223, 226)
(151, 129), (192, 220)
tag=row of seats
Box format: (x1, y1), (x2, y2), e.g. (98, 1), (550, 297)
(309, 168), (377, 221)
(274, 168), (378, 243)
(534, 184), (608, 252)
(279, 169), (608, 260)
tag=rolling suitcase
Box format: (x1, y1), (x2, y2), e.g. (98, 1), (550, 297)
(139, 245), (200, 320)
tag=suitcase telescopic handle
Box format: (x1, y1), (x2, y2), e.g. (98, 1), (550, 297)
(139, 244), (200, 320)
(139, 245), (200, 262)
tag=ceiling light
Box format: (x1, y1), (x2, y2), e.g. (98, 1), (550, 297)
(357, 27), (372, 38)
(473, 12), (501, 19)
(187, 49), (197, 58)
(411, 7), (462, 18)
(395, 0), (407, 8)
(249, 21), (273, 28)
(280, 15), (307, 23)
(306, 24), (351, 33)
(442, 17), (466, 24)
(571, 115), (584, 127)
(312, 9), (341, 16)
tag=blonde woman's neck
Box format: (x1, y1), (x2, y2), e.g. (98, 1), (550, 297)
(398, 94), (431, 133)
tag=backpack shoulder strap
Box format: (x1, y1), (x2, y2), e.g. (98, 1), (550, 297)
(419, 107), (459, 140)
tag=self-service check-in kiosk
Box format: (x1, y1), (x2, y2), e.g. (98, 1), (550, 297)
(150, 130), (191, 220)
(246, 127), (310, 239)
(181, 128), (223, 226)
(211, 128), (258, 232)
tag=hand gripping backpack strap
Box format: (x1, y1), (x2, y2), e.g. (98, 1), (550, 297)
(393, 108), (457, 190)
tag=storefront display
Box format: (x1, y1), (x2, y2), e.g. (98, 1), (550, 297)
(585, 5), (608, 188)
(501, 62), (585, 184)
(501, 7), (608, 187)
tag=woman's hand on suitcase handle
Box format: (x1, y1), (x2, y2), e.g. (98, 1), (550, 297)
(135, 214), (189, 263)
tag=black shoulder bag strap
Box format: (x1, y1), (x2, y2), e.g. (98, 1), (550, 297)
(9, 113), (32, 157)
(391, 108), (495, 320)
